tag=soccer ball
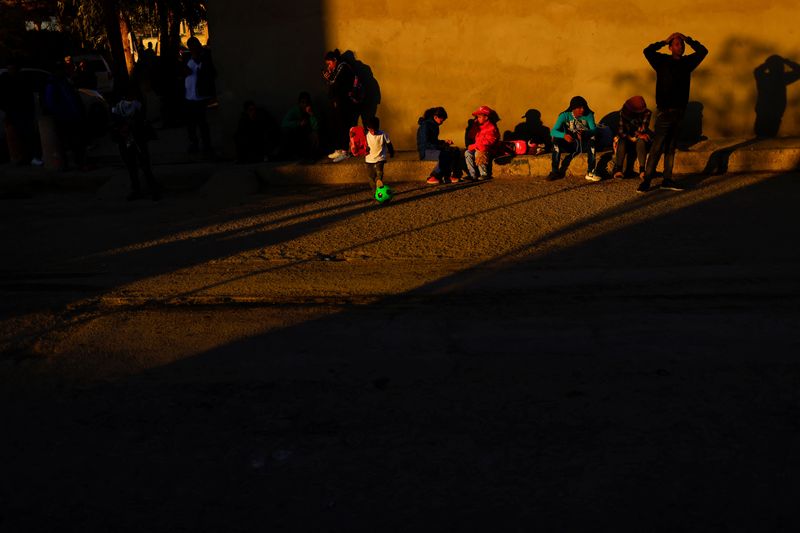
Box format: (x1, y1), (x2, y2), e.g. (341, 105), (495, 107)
(374, 184), (393, 204)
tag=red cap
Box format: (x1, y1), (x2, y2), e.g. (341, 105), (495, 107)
(471, 105), (493, 117)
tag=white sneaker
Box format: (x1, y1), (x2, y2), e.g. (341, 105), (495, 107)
(31, 158), (44, 166)
(328, 149), (345, 159)
(585, 172), (600, 182)
(332, 152), (350, 163)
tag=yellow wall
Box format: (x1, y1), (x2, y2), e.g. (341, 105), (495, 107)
(210, 0), (800, 150)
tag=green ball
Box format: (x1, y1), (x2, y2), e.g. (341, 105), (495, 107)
(374, 184), (393, 203)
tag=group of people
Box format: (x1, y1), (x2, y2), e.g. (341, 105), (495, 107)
(321, 32), (707, 196)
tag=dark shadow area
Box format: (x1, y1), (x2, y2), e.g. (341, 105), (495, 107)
(677, 101), (706, 149)
(754, 55), (800, 138)
(503, 108), (552, 151)
(5, 171), (799, 530)
(341, 50), (381, 127)
(700, 137), (763, 177)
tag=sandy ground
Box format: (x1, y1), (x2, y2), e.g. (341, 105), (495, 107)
(1, 171), (800, 531)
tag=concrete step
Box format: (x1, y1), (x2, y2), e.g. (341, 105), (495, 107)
(256, 137), (800, 184)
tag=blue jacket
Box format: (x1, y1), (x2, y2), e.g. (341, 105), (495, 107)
(551, 110), (597, 139)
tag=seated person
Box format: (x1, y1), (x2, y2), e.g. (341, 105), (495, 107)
(463, 105), (501, 181)
(613, 95), (652, 179)
(278, 91), (320, 160)
(234, 100), (269, 163)
(549, 96), (598, 181)
(416, 106), (461, 184)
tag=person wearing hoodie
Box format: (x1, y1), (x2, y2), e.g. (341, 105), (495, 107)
(613, 95), (652, 179)
(417, 106), (461, 184)
(549, 95), (598, 181)
(463, 105), (500, 181)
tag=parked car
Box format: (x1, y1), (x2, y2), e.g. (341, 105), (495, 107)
(71, 54), (114, 95)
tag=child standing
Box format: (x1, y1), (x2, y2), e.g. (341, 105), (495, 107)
(364, 116), (394, 191)
(111, 86), (161, 201)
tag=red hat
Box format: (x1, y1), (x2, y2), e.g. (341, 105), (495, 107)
(471, 105), (493, 117)
(623, 95), (647, 114)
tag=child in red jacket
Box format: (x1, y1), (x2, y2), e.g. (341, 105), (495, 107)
(464, 106), (500, 181)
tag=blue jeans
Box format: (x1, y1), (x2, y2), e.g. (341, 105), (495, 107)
(465, 149), (492, 178)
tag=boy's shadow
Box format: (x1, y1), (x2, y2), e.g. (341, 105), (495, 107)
(503, 109), (552, 151)
(342, 50), (381, 126)
(754, 54), (800, 138)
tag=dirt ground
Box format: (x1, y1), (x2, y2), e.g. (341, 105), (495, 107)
(2, 171), (800, 531)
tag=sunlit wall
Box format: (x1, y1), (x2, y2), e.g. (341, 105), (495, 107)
(210, 0), (800, 151)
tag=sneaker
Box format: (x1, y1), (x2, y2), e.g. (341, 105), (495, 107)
(477, 174), (492, 181)
(660, 179), (684, 191)
(328, 149), (344, 159)
(636, 180), (651, 194)
(30, 158), (43, 166)
(331, 152), (350, 163)
(585, 172), (600, 182)
(613, 171), (624, 179)
(426, 176), (440, 185)
(449, 176), (462, 184)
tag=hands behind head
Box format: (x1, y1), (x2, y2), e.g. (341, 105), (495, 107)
(667, 32), (686, 44)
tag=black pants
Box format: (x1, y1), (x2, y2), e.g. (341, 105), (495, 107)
(331, 100), (358, 152)
(120, 141), (159, 197)
(365, 161), (385, 189)
(614, 137), (649, 174)
(185, 99), (211, 150)
(645, 108), (684, 180)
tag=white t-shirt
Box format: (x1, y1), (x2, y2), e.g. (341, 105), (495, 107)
(365, 130), (391, 163)
(184, 59), (201, 101)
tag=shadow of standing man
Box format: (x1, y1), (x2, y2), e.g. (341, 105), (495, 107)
(754, 55), (800, 138)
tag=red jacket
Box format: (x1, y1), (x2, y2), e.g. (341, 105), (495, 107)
(468, 121), (500, 155)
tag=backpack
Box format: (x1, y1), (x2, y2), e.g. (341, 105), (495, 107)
(349, 126), (367, 157)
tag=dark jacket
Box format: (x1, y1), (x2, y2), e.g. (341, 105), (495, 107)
(416, 116), (442, 159)
(644, 38), (707, 110)
(323, 61), (355, 108)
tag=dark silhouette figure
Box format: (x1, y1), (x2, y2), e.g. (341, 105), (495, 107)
(234, 100), (273, 164)
(754, 55), (800, 138)
(111, 85), (161, 201)
(341, 50), (381, 128)
(639, 32), (708, 193)
(677, 101), (705, 148)
(322, 48), (358, 157)
(504, 109), (552, 151)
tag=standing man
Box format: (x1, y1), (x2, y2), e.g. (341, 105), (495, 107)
(183, 36), (217, 155)
(638, 32), (707, 193)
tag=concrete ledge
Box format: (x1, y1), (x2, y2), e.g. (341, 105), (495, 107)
(2, 137), (798, 194)
(255, 137), (800, 185)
